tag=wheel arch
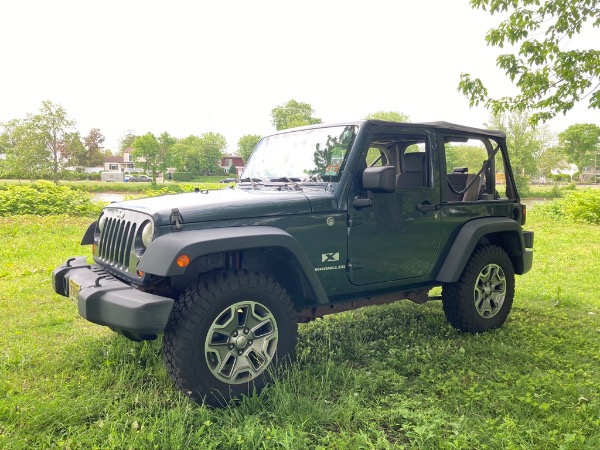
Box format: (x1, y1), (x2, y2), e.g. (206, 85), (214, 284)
(436, 217), (527, 283)
(138, 226), (329, 308)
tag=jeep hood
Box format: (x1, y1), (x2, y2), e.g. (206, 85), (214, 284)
(109, 188), (337, 226)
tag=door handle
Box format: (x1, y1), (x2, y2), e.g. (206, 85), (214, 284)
(416, 203), (440, 213)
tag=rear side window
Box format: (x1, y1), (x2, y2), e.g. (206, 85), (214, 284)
(443, 136), (514, 201)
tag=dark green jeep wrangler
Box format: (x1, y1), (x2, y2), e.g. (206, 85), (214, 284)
(53, 120), (534, 405)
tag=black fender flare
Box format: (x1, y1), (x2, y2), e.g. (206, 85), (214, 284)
(137, 226), (329, 304)
(435, 217), (526, 283)
(81, 220), (97, 245)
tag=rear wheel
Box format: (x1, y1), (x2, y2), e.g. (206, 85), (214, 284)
(163, 270), (297, 406)
(442, 245), (515, 332)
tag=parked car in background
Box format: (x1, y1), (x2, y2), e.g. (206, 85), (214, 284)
(127, 174), (152, 182)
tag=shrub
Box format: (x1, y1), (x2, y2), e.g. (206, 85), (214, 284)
(533, 189), (600, 225)
(0, 181), (104, 217)
(172, 172), (192, 182)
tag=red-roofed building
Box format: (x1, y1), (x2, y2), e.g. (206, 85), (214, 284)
(221, 155), (245, 176)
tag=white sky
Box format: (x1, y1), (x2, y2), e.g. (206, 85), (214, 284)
(1, 0), (598, 154)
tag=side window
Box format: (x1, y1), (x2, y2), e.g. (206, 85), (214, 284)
(363, 133), (431, 189)
(397, 139), (429, 189)
(366, 146), (390, 167)
(443, 136), (514, 201)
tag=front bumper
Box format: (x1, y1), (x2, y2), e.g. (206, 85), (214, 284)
(52, 257), (174, 341)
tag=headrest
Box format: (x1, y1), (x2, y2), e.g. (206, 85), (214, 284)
(404, 152), (424, 172)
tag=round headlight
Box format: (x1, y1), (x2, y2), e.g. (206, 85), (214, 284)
(98, 215), (107, 232)
(141, 222), (155, 248)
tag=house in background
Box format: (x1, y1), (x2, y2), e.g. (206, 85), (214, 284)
(104, 148), (143, 173)
(221, 155), (245, 176)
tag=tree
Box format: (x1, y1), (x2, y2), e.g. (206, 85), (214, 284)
(197, 132), (227, 175)
(171, 133), (227, 177)
(237, 134), (261, 164)
(59, 131), (87, 170)
(37, 101), (80, 183)
(1, 101), (80, 183)
(83, 128), (106, 167)
(459, 0), (600, 124)
(171, 135), (200, 173)
(131, 133), (160, 183)
(157, 132), (177, 183)
(486, 110), (552, 192)
(558, 123), (600, 174)
(1, 117), (48, 180)
(364, 111), (410, 122)
(271, 99), (322, 131)
(119, 130), (138, 154)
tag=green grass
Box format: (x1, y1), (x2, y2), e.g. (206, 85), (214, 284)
(1, 211), (599, 449)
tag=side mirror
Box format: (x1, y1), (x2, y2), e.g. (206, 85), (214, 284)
(362, 166), (396, 193)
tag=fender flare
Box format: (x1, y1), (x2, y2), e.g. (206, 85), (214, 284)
(138, 226), (329, 303)
(435, 217), (526, 283)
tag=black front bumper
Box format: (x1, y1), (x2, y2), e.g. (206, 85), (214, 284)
(52, 257), (174, 341)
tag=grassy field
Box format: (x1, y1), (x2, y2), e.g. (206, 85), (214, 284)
(0, 211), (599, 449)
(0, 178), (229, 194)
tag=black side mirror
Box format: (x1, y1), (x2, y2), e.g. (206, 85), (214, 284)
(362, 166), (396, 193)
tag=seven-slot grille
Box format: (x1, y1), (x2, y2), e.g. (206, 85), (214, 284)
(98, 217), (136, 270)
(96, 209), (150, 273)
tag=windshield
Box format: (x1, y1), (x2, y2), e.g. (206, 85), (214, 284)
(242, 125), (358, 182)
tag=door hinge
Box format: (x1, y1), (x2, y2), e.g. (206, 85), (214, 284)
(348, 214), (364, 227)
(347, 258), (364, 271)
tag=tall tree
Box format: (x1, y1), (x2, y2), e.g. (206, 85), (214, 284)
(83, 128), (106, 167)
(237, 134), (261, 164)
(198, 132), (227, 175)
(459, 0), (600, 124)
(131, 133), (160, 183)
(364, 111), (410, 122)
(157, 132), (177, 182)
(271, 99), (322, 131)
(486, 110), (552, 192)
(37, 101), (79, 183)
(558, 123), (600, 174)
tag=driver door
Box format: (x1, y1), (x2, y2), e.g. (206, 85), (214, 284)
(347, 128), (441, 286)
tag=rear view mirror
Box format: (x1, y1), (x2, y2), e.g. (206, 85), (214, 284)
(362, 166), (396, 193)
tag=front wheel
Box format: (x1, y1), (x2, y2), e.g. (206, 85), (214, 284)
(163, 270), (297, 406)
(442, 245), (515, 333)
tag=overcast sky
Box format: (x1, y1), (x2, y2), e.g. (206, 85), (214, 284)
(1, 0), (598, 154)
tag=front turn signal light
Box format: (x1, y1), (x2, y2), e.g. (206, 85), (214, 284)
(177, 254), (190, 268)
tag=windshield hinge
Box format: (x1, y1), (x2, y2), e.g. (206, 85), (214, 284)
(170, 208), (184, 231)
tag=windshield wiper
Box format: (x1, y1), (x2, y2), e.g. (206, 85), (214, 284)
(238, 177), (263, 189)
(269, 177), (302, 191)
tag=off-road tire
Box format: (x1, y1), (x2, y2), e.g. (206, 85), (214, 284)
(163, 270), (297, 406)
(442, 245), (515, 333)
